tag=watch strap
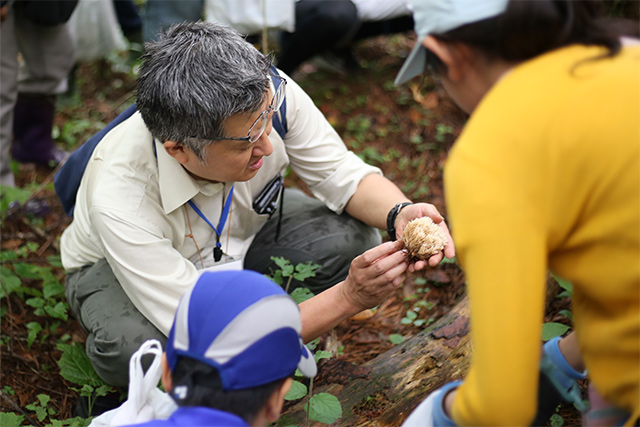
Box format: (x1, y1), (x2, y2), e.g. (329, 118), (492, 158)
(386, 202), (413, 241)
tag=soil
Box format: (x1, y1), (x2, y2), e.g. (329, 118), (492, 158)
(1, 34), (579, 426)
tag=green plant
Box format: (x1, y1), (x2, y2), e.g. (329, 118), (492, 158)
(268, 256), (343, 426)
(542, 273), (574, 341)
(435, 123), (454, 143)
(283, 341), (343, 426)
(389, 334), (405, 344)
(0, 412), (24, 427)
(549, 413), (565, 426)
(268, 256), (320, 293)
(359, 146), (386, 165)
(57, 342), (116, 416)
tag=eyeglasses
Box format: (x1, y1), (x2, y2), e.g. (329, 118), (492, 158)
(208, 75), (287, 144)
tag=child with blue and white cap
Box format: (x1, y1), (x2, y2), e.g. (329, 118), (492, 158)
(396, 0), (639, 426)
(125, 270), (317, 427)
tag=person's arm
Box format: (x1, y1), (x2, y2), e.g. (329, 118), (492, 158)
(343, 173), (411, 229)
(299, 240), (408, 342)
(91, 207), (201, 336)
(345, 174), (455, 267)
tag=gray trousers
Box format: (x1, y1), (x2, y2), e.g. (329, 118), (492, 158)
(0, 3), (75, 186)
(65, 189), (381, 387)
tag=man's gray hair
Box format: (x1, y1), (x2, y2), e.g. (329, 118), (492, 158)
(137, 21), (272, 161)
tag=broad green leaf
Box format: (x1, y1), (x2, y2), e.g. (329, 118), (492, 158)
(542, 322), (570, 341)
(284, 380), (307, 401)
(47, 254), (63, 268)
(0, 412), (25, 427)
(43, 281), (65, 299)
(0, 186), (31, 218)
(13, 263), (41, 279)
(550, 413), (565, 427)
(45, 301), (69, 321)
(293, 262), (320, 282)
(57, 342), (108, 387)
(26, 297), (45, 309)
(26, 322), (42, 348)
(389, 334), (404, 344)
(413, 277), (427, 286)
(37, 393), (51, 407)
(0, 266), (21, 297)
(0, 250), (19, 261)
(314, 350), (332, 362)
(307, 392), (342, 424)
(25, 242), (39, 253)
(271, 256), (294, 276)
(290, 287), (314, 304)
(551, 272), (573, 293)
(269, 269), (284, 285)
(558, 309), (574, 322)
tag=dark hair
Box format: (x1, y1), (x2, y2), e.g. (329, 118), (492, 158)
(426, 0), (624, 75)
(169, 356), (288, 424)
(137, 21), (272, 161)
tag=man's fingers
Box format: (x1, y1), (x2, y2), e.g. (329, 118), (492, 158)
(353, 240), (404, 268)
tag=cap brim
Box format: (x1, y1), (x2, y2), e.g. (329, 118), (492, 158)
(298, 344), (317, 378)
(395, 41), (427, 86)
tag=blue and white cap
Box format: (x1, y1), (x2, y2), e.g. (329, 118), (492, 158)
(165, 270), (317, 390)
(395, 0), (509, 85)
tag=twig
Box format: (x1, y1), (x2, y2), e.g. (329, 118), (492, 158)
(0, 391), (41, 427)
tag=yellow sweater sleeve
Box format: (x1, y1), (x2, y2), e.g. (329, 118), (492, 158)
(445, 103), (551, 426)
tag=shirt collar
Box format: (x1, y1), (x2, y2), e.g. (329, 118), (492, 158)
(155, 139), (224, 215)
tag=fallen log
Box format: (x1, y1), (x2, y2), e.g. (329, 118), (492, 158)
(279, 295), (471, 426)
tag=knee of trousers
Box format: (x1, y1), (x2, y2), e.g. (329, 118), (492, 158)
(85, 325), (167, 388)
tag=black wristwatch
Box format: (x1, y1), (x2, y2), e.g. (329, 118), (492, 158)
(386, 202), (413, 241)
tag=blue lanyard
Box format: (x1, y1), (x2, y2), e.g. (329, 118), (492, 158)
(187, 185), (234, 262)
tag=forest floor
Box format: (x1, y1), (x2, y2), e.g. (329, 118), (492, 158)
(1, 33), (578, 426)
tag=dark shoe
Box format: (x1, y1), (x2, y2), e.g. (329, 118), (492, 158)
(11, 93), (68, 166)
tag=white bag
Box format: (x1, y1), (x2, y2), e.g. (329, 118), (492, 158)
(204, 0), (295, 35)
(68, 0), (127, 62)
(89, 340), (178, 427)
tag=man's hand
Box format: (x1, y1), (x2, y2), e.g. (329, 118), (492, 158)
(395, 203), (455, 269)
(339, 240), (409, 311)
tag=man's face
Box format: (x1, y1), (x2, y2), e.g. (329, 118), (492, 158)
(176, 93), (275, 183)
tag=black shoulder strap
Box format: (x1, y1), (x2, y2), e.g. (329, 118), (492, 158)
(269, 65), (288, 139)
(54, 104), (138, 217)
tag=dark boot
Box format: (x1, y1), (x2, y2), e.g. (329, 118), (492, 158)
(11, 93), (67, 166)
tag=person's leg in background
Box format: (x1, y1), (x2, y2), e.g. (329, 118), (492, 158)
(10, 5), (74, 167)
(0, 3), (18, 187)
(244, 188), (382, 294)
(142, 0), (204, 42)
(276, 0), (360, 75)
(113, 0), (143, 45)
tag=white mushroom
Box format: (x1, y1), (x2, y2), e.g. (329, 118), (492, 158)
(402, 217), (448, 260)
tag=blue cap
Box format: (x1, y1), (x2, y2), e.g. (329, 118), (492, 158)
(395, 0), (509, 85)
(165, 270), (317, 390)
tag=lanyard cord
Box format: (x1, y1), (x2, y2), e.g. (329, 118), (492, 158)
(152, 138), (235, 262)
(187, 185), (234, 262)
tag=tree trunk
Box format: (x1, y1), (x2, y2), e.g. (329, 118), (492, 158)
(279, 296), (472, 426)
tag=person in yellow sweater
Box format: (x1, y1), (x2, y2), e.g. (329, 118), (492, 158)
(395, 0), (639, 426)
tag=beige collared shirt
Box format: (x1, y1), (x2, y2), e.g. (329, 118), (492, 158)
(61, 73), (381, 334)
